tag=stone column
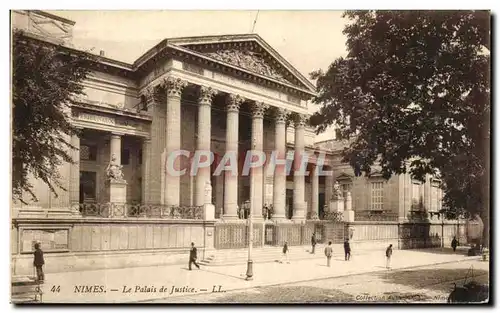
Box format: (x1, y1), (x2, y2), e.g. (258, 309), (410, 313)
(195, 86), (217, 206)
(272, 108), (288, 221)
(424, 174), (431, 213)
(310, 164), (319, 219)
(223, 94), (243, 219)
(292, 114), (308, 221)
(250, 102), (268, 219)
(69, 131), (80, 211)
(110, 133), (122, 165)
(108, 133), (127, 205)
(325, 171), (334, 204)
(164, 77), (187, 206)
(141, 138), (151, 204)
(142, 86), (163, 204)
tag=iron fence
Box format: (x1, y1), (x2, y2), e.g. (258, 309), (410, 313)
(214, 223), (263, 249)
(71, 203), (204, 219)
(355, 211), (399, 221)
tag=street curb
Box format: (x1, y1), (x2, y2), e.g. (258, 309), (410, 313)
(134, 256), (484, 303)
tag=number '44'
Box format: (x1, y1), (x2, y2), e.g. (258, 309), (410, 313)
(51, 285), (61, 293)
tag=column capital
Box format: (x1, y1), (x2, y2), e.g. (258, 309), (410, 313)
(294, 113), (310, 128)
(163, 77), (188, 98)
(226, 94), (244, 112)
(110, 132), (124, 138)
(275, 108), (289, 124)
(251, 102), (269, 119)
(199, 86), (218, 106)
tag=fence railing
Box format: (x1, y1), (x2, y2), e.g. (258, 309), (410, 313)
(214, 223), (263, 249)
(355, 211), (399, 222)
(71, 203), (204, 219)
(214, 220), (342, 249)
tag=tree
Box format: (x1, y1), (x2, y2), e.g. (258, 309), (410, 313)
(310, 11), (490, 245)
(12, 30), (95, 204)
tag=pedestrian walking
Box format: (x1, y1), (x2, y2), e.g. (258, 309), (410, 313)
(280, 242), (290, 263)
(188, 242), (200, 270)
(385, 244), (393, 269)
(311, 233), (317, 254)
(451, 236), (458, 252)
(324, 241), (333, 267)
(33, 242), (45, 282)
(344, 239), (351, 261)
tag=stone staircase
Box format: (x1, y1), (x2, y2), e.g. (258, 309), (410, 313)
(200, 244), (346, 266)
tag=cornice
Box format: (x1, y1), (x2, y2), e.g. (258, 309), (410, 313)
(167, 44), (316, 97)
(21, 33), (317, 98)
(72, 101), (152, 122)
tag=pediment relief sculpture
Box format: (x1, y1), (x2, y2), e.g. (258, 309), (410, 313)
(202, 49), (295, 85)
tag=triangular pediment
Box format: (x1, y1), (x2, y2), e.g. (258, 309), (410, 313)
(168, 34), (315, 93)
(336, 172), (354, 181)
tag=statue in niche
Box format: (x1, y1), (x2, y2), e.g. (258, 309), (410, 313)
(106, 154), (125, 183)
(332, 181), (343, 199)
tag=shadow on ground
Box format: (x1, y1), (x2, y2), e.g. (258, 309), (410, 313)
(409, 247), (470, 256)
(212, 286), (355, 303)
(376, 266), (489, 294)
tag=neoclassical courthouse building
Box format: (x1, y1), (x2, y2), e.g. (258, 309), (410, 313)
(11, 11), (467, 274)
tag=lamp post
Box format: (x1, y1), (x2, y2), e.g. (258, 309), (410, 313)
(246, 144), (256, 281)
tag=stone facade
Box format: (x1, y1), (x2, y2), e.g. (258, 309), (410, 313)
(11, 11), (456, 275)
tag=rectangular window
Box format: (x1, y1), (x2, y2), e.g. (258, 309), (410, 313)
(121, 149), (130, 165)
(431, 180), (443, 212)
(79, 171), (97, 203)
(138, 149), (143, 165)
(80, 144), (97, 161)
(370, 182), (384, 211)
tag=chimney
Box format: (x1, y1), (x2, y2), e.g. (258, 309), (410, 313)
(99, 50), (105, 57)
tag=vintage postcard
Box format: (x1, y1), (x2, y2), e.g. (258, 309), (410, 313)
(10, 9), (490, 304)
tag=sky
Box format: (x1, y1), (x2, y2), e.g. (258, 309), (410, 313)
(47, 10), (349, 141)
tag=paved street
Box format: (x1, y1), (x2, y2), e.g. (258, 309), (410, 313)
(27, 248), (487, 303)
(151, 259), (489, 303)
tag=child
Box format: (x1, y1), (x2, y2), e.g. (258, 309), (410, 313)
(280, 242), (290, 264)
(33, 242), (45, 282)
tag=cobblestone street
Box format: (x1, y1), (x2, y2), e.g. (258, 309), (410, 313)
(151, 259), (489, 303)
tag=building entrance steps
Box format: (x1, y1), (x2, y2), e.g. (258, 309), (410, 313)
(201, 244), (350, 266)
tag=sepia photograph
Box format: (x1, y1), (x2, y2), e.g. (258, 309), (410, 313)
(9, 8), (491, 304)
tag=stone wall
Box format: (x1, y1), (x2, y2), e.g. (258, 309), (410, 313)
(11, 217), (214, 275)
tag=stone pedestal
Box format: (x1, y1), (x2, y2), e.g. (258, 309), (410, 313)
(343, 210), (355, 222)
(203, 181), (215, 221)
(329, 198), (345, 213)
(203, 204), (215, 221)
(109, 181), (127, 204)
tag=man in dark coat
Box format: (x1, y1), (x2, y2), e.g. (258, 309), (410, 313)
(311, 233), (317, 254)
(344, 239), (351, 261)
(33, 242), (45, 282)
(451, 236), (458, 252)
(189, 242), (200, 270)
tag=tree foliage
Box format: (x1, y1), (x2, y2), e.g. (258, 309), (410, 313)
(310, 11), (490, 230)
(12, 30), (95, 203)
